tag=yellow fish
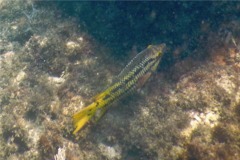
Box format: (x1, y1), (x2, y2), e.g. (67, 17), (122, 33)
(73, 44), (166, 135)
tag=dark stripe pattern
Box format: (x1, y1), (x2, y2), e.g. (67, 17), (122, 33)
(98, 45), (164, 107)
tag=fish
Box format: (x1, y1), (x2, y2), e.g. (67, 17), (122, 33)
(72, 44), (166, 135)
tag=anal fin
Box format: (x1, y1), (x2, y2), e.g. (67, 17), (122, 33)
(93, 106), (107, 123)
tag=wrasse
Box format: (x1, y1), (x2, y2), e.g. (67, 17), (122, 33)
(73, 44), (166, 135)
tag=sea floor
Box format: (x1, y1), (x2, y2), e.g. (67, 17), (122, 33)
(0, 1), (240, 160)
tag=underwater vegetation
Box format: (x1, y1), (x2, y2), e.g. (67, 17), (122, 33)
(0, 1), (240, 160)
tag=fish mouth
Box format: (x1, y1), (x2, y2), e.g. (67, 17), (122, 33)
(156, 43), (166, 52)
(152, 43), (166, 57)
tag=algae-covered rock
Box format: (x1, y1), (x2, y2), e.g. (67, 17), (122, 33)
(0, 1), (240, 160)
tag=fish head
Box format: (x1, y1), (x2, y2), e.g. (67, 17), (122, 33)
(147, 43), (166, 59)
(145, 43), (166, 72)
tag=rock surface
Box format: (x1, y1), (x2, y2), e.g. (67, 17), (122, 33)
(0, 1), (239, 160)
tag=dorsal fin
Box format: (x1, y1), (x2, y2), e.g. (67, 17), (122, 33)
(115, 46), (151, 81)
(92, 92), (106, 101)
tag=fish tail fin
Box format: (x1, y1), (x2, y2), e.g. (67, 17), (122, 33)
(72, 103), (97, 135)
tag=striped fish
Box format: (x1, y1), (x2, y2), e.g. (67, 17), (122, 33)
(73, 44), (166, 135)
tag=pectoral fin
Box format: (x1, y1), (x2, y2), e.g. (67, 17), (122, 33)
(136, 72), (152, 89)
